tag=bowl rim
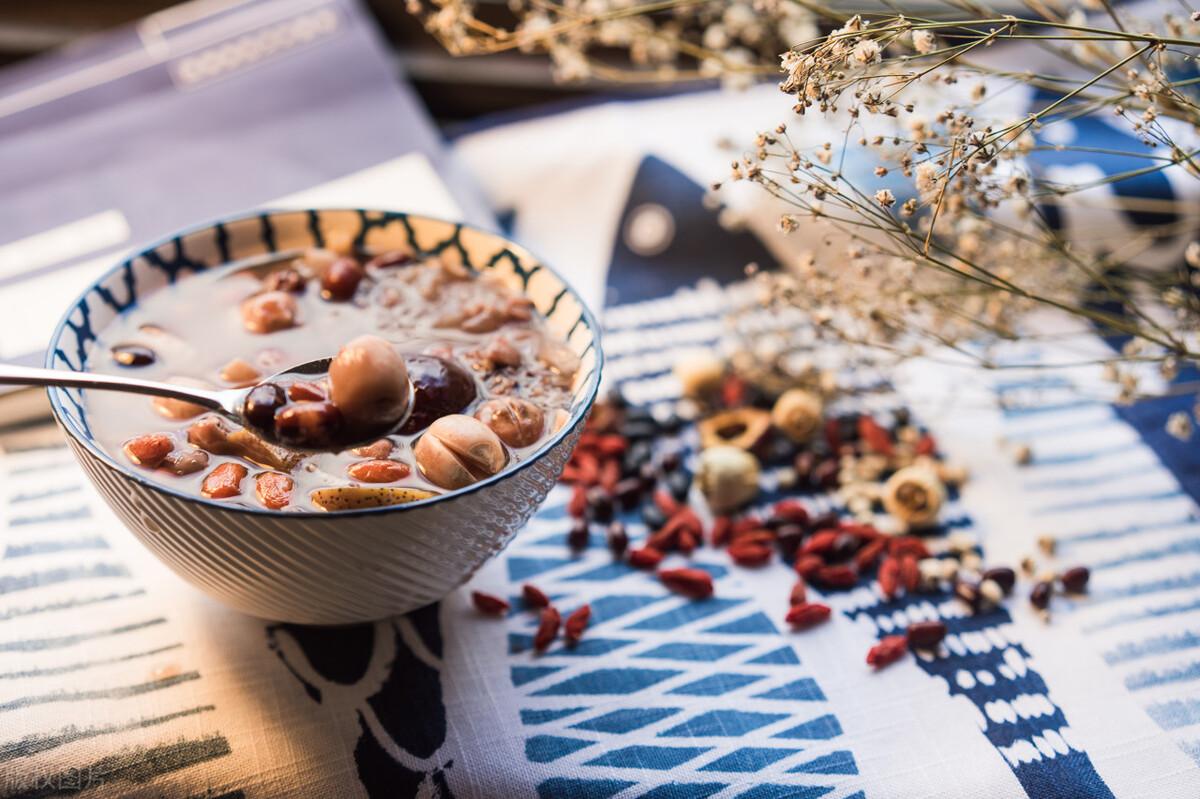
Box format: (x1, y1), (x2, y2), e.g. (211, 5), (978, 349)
(46, 207), (603, 518)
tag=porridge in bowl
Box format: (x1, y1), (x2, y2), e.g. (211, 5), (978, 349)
(90, 245), (580, 512)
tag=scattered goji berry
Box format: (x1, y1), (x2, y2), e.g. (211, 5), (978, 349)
(802, 530), (839, 555)
(728, 541), (773, 567)
(915, 434), (937, 456)
(677, 529), (699, 554)
(899, 554), (920, 592)
(731, 528), (776, 547)
(599, 459), (621, 492)
(659, 568), (714, 599)
(795, 554), (824, 579)
(867, 635), (908, 668)
(522, 584), (550, 609)
(789, 579), (808, 606)
(564, 604), (591, 645)
(813, 564), (857, 590)
(596, 434), (627, 457)
(858, 415), (895, 456)
(878, 556), (900, 598)
(711, 516), (733, 547)
(732, 515), (764, 537)
(123, 434), (173, 468)
(854, 538), (888, 572)
(534, 606), (561, 652)
(771, 499), (810, 526)
(472, 591), (510, 616)
(653, 489), (681, 517)
(786, 602), (831, 628)
(889, 536), (931, 559)
(628, 547), (664, 570)
(567, 484), (588, 518)
(906, 620), (947, 649)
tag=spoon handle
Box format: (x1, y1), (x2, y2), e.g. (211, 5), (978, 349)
(0, 364), (226, 409)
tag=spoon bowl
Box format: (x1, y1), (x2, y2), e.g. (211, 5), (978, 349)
(0, 355), (411, 450)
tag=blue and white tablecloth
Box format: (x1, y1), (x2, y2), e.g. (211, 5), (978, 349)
(5, 79), (1200, 799)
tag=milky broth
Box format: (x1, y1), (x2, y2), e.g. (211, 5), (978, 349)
(88, 249), (577, 511)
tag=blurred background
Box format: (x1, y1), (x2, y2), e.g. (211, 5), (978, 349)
(0, 0), (677, 124)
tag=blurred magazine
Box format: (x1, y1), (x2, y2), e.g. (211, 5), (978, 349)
(0, 0), (484, 426)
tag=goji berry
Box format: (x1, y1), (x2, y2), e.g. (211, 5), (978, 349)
(824, 417), (842, 452)
(721, 373), (748, 407)
(711, 516), (733, 547)
(472, 591), (510, 616)
(201, 462), (247, 499)
(915, 434), (937, 456)
(840, 521), (883, 540)
(653, 489), (681, 517)
(732, 515), (763, 537)
(878, 556), (900, 598)
(899, 554), (920, 592)
(677, 529), (698, 554)
(728, 541), (773, 567)
(867, 635), (909, 668)
(123, 434), (173, 468)
(731, 528), (776, 547)
(803, 530), (839, 555)
(771, 499), (810, 526)
(795, 554), (824, 579)
(534, 606), (561, 652)
(597, 434), (628, 457)
(786, 602), (831, 628)
(789, 579), (808, 606)
(567, 484), (588, 518)
(255, 471), (294, 510)
(647, 526), (679, 552)
(564, 604), (591, 645)
(659, 568), (714, 599)
(522, 584), (550, 609)
(347, 459), (410, 483)
(858, 415), (895, 456)
(854, 538), (888, 572)
(599, 459), (621, 492)
(628, 547), (664, 569)
(906, 620), (947, 649)
(889, 536), (931, 559)
(814, 564), (857, 589)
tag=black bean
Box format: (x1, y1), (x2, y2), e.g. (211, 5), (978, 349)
(983, 566), (1016, 595)
(111, 343), (156, 367)
(892, 407), (911, 429)
(243, 383), (287, 431)
(806, 510), (841, 535)
(614, 478), (643, 511)
(1060, 566), (1090, 594)
(813, 458), (840, 489)
(660, 451), (682, 473)
(586, 487), (614, 524)
(1030, 580), (1053, 610)
(774, 523), (806, 560)
(606, 521), (629, 557)
(659, 413), (684, 434)
(637, 461), (658, 491)
(568, 518), (590, 551)
(641, 503), (668, 530)
(620, 420), (660, 440)
(622, 440), (653, 476)
(829, 533), (861, 562)
(666, 470), (691, 502)
(838, 415), (860, 443)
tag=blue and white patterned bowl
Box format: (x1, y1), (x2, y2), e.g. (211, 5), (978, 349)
(46, 209), (602, 624)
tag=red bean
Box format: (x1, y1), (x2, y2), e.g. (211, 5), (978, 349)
(320, 257), (364, 301)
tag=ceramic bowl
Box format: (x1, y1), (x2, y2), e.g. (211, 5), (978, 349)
(47, 209), (602, 624)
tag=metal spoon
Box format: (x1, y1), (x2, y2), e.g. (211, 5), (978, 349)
(0, 358), (395, 449)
